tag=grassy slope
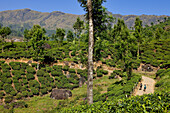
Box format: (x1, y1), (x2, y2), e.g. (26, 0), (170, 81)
(0, 76), (118, 113)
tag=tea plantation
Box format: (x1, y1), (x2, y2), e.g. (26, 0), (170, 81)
(0, 12), (169, 112)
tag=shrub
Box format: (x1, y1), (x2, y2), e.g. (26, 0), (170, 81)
(6, 78), (13, 84)
(47, 87), (52, 92)
(26, 73), (35, 80)
(14, 83), (22, 92)
(53, 65), (62, 70)
(29, 80), (40, 89)
(22, 91), (28, 97)
(3, 84), (14, 94)
(2, 72), (11, 78)
(2, 68), (9, 73)
(13, 65), (21, 70)
(113, 70), (122, 75)
(71, 51), (75, 56)
(44, 73), (50, 77)
(21, 63), (28, 69)
(102, 70), (108, 75)
(51, 71), (63, 76)
(2, 63), (11, 70)
(0, 61), (5, 65)
(77, 69), (83, 74)
(31, 63), (37, 67)
(16, 93), (23, 100)
(27, 67), (36, 74)
(37, 70), (45, 77)
(97, 72), (103, 77)
(46, 67), (52, 73)
(38, 77), (46, 84)
(41, 88), (48, 95)
(10, 101), (28, 108)
(30, 87), (39, 95)
(63, 66), (69, 71)
(0, 82), (4, 90)
(47, 77), (54, 83)
(28, 92), (33, 97)
(22, 79), (28, 85)
(0, 92), (5, 99)
(10, 90), (17, 96)
(156, 69), (166, 77)
(69, 68), (76, 73)
(109, 73), (116, 79)
(4, 95), (13, 104)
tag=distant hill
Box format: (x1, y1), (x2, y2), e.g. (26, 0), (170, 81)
(0, 8), (169, 36)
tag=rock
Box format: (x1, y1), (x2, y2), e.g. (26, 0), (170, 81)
(27, 60), (32, 64)
(115, 75), (119, 79)
(50, 89), (72, 100)
(66, 74), (71, 78)
(142, 64), (153, 72)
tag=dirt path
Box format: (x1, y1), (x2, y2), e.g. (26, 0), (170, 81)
(134, 76), (156, 96)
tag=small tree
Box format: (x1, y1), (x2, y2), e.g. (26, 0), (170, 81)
(0, 27), (11, 52)
(24, 29), (32, 50)
(66, 30), (74, 42)
(56, 28), (65, 46)
(134, 17), (143, 60)
(30, 25), (46, 70)
(73, 17), (84, 47)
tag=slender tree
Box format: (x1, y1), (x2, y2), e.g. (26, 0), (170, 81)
(73, 17), (84, 47)
(56, 28), (65, 46)
(24, 29), (31, 50)
(67, 30), (74, 42)
(87, 0), (94, 105)
(78, 0), (94, 105)
(134, 17), (143, 60)
(30, 25), (46, 70)
(0, 27), (11, 53)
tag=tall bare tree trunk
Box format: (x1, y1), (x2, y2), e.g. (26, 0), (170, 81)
(87, 0), (94, 105)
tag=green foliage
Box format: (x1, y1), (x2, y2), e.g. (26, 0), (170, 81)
(63, 66), (69, 71)
(0, 92), (5, 99)
(26, 73), (35, 80)
(97, 72), (103, 77)
(57, 92), (169, 113)
(16, 93), (23, 100)
(4, 95), (13, 104)
(37, 69), (45, 77)
(29, 80), (40, 89)
(107, 74), (141, 100)
(30, 87), (39, 95)
(56, 28), (65, 45)
(68, 68), (76, 73)
(26, 67), (36, 74)
(155, 68), (170, 93)
(67, 30), (74, 42)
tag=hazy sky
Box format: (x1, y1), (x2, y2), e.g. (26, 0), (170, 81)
(0, 0), (169, 15)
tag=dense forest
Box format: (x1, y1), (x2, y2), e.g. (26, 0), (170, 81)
(0, 0), (169, 112)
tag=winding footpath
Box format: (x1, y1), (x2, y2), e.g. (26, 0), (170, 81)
(134, 76), (156, 96)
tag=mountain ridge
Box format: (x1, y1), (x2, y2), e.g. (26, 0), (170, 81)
(0, 8), (169, 35)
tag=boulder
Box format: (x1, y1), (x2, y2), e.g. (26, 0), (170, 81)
(142, 64), (153, 72)
(27, 60), (32, 64)
(50, 89), (72, 100)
